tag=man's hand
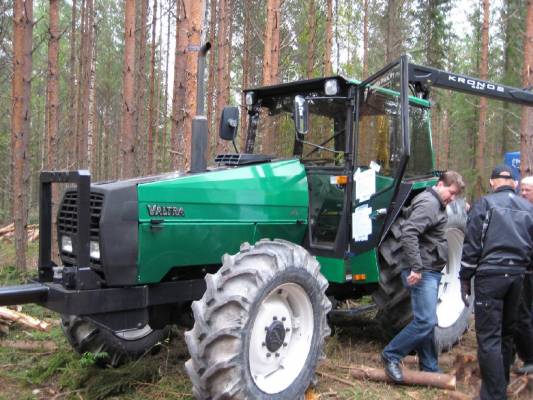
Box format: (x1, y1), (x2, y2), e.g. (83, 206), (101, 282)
(460, 279), (471, 306)
(406, 270), (422, 286)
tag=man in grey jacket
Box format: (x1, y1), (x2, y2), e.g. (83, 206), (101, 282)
(382, 171), (465, 383)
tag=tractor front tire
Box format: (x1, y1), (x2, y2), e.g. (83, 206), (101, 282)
(61, 315), (171, 367)
(372, 199), (473, 352)
(184, 239), (331, 400)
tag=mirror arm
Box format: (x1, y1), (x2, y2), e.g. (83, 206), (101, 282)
(232, 139), (239, 153)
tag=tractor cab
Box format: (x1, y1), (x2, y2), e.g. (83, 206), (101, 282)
(236, 58), (435, 258)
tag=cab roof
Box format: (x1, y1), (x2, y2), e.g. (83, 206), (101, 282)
(244, 75), (431, 107)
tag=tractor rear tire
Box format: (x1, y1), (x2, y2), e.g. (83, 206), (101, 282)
(61, 315), (171, 367)
(372, 199), (473, 353)
(184, 239), (331, 400)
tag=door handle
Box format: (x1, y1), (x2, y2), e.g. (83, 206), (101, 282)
(370, 208), (387, 220)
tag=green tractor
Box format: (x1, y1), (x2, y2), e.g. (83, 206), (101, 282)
(1, 56), (533, 399)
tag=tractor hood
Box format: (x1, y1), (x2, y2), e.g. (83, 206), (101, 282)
(136, 159), (309, 283)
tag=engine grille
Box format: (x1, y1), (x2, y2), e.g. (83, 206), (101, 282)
(57, 190), (104, 269)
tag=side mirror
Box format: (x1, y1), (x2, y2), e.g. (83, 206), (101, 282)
(219, 106), (239, 141)
(294, 95), (309, 135)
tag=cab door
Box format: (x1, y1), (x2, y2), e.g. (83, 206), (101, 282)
(350, 57), (410, 254)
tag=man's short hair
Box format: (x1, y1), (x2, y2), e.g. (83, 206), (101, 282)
(521, 176), (533, 186)
(439, 170), (465, 194)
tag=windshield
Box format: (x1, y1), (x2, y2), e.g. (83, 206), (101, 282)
(246, 95), (348, 167)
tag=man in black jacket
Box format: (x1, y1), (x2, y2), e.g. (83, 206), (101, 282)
(381, 171), (465, 383)
(460, 165), (533, 400)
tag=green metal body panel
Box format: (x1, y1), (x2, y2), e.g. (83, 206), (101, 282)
(350, 248), (379, 284)
(136, 160), (308, 283)
(316, 256), (349, 283)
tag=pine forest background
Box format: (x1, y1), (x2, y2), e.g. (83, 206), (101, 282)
(2, 0), (533, 270)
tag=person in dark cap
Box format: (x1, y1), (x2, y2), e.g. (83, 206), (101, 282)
(460, 165), (533, 400)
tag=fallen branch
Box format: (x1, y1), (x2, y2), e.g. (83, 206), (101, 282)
(0, 339), (57, 352)
(507, 376), (529, 397)
(349, 365), (456, 390)
(439, 390), (472, 400)
(0, 307), (50, 331)
(316, 370), (356, 388)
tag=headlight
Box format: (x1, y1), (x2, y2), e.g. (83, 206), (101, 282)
(324, 79), (339, 96)
(61, 236), (73, 253)
(245, 92), (255, 106)
(90, 241), (100, 260)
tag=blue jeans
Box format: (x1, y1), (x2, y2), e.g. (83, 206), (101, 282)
(382, 270), (442, 372)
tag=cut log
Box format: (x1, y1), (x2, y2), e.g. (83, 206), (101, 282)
(349, 365), (456, 390)
(0, 307), (50, 331)
(0, 340), (57, 352)
(321, 352), (474, 369)
(0, 223), (14, 236)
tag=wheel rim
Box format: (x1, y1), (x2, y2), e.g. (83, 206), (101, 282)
(114, 325), (153, 340)
(436, 228), (466, 328)
(249, 282), (314, 394)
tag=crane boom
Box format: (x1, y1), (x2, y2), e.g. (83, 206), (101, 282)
(409, 63), (533, 106)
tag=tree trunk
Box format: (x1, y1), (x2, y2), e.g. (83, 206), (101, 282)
(67, 0), (77, 170)
(135, 0), (148, 176)
(171, 0), (188, 170)
(76, 0), (86, 168)
(160, 1), (171, 171)
(77, 0), (92, 169)
(362, 0), (369, 78)
(261, 0), (281, 153)
(270, 0), (280, 84)
(11, 0), (33, 271)
(207, 0), (218, 159)
(262, 0), (280, 86)
(45, 0), (61, 263)
(475, 0), (490, 196)
(46, 0), (59, 171)
(521, 0), (533, 176)
(121, 0), (137, 178)
(86, 0), (96, 173)
(240, 0), (251, 150)
(324, 0), (333, 76)
(306, 0), (316, 79)
(385, 0), (404, 63)
(147, 0), (157, 175)
(215, 0), (228, 154)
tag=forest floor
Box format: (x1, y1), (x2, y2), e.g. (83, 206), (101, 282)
(0, 242), (532, 399)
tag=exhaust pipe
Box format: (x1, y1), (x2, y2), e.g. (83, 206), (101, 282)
(191, 42), (211, 173)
